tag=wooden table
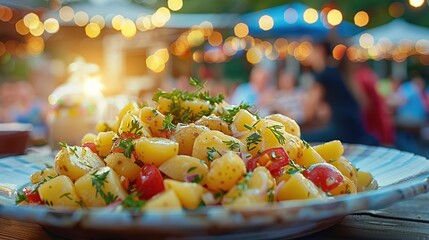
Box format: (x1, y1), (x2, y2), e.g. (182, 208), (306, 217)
(1, 192), (428, 240)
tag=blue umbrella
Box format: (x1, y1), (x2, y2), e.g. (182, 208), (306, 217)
(239, 2), (362, 39)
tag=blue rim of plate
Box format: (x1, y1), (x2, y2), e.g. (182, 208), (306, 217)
(0, 144), (428, 237)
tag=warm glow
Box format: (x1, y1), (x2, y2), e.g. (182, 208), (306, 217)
(15, 19), (29, 35)
(90, 15), (105, 29)
(409, 0), (425, 7)
(26, 36), (44, 56)
(23, 13), (40, 29)
(152, 7), (171, 27)
(168, 0), (183, 11)
(44, 18), (59, 33)
(136, 16), (151, 31)
(234, 23), (249, 38)
(359, 33), (374, 49)
(187, 29), (204, 47)
(121, 19), (137, 38)
(284, 8), (298, 24)
(85, 22), (101, 38)
(332, 44), (347, 60)
(246, 47), (262, 64)
(0, 5), (13, 22)
(327, 9), (343, 26)
(112, 15), (125, 30)
(74, 11), (89, 27)
(258, 15), (274, 31)
(200, 21), (213, 36)
(29, 22), (44, 36)
(303, 8), (318, 24)
(208, 31), (223, 46)
(192, 51), (203, 62)
(354, 11), (369, 27)
(294, 41), (313, 61)
(146, 55), (165, 73)
(416, 39), (429, 54)
(389, 2), (405, 17)
(154, 48), (169, 62)
(59, 6), (74, 22)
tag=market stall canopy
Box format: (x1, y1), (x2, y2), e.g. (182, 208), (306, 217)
(350, 19), (429, 45)
(238, 2), (362, 39)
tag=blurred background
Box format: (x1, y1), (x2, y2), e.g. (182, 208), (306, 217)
(0, 0), (429, 157)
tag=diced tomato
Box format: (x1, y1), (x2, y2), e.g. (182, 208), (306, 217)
(135, 164), (165, 200)
(82, 142), (98, 154)
(157, 129), (174, 139)
(23, 187), (44, 204)
(119, 176), (130, 192)
(303, 163), (344, 192)
(247, 147), (289, 177)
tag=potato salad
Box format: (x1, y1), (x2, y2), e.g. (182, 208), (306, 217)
(16, 78), (376, 211)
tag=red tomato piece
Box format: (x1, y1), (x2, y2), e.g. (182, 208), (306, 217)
(82, 142), (98, 154)
(303, 163), (344, 192)
(247, 147), (289, 177)
(23, 187), (43, 204)
(135, 164), (165, 200)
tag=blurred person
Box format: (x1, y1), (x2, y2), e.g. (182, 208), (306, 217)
(269, 72), (305, 124)
(393, 71), (429, 155)
(5, 81), (48, 142)
(350, 62), (396, 146)
(229, 66), (273, 115)
(301, 41), (378, 145)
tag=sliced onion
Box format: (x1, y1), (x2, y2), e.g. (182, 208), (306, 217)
(185, 174), (199, 182)
(274, 180), (286, 200)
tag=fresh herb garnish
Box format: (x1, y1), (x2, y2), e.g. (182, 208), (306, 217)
(59, 192), (72, 200)
(59, 142), (79, 157)
(187, 166), (197, 173)
(223, 140), (240, 151)
(267, 125), (286, 145)
(220, 102), (252, 124)
(15, 192), (28, 204)
(121, 192), (146, 210)
(246, 132), (262, 151)
(286, 159), (303, 175)
(191, 175), (204, 183)
(115, 138), (134, 158)
(91, 170), (118, 205)
(207, 147), (221, 162)
(127, 116), (143, 136)
(161, 114), (176, 131)
(302, 140), (310, 149)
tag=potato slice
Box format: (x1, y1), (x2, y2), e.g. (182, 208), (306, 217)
(38, 175), (82, 209)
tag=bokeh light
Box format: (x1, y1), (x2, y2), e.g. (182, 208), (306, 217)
(208, 31), (223, 46)
(359, 33), (374, 49)
(121, 18), (137, 38)
(409, 0), (425, 8)
(152, 7), (171, 27)
(74, 11), (89, 27)
(59, 6), (74, 22)
(85, 22), (101, 38)
(389, 2), (405, 18)
(327, 9), (343, 26)
(415, 39), (429, 54)
(284, 8), (298, 24)
(112, 15), (125, 30)
(258, 15), (274, 31)
(15, 19), (29, 35)
(168, 0), (183, 11)
(234, 23), (249, 38)
(26, 36), (44, 56)
(44, 18), (60, 33)
(246, 47), (263, 64)
(332, 44), (347, 60)
(23, 13), (39, 29)
(0, 5), (13, 22)
(29, 22), (44, 36)
(90, 15), (105, 29)
(303, 8), (318, 24)
(354, 11), (369, 27)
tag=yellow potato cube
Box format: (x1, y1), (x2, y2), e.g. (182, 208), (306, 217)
(170, 124), (210, 155)
(265, 114), (301, 137)
(74, 166), (128, 207)
(38, 175), (82, 209)
(276, 172), (325, 201)
(104, 153), (141, 181)
(207, 151), (246, 192)
(231, 109), (257, 133)
(143, 189), (182, 211)
(134, 137), (179, 166)
(164, 179), (206, 209)
(96, 131), (117, 158)
(357, 170), (375, 192)
(159, 155), (208, 185)
(295, 145), (325, 168)
(313, 140), (344, 162)
(329, 156), (358, 187)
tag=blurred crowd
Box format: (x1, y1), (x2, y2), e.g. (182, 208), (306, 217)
(1, 42), (429, 157)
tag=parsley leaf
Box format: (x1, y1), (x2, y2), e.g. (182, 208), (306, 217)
(267, 125), (286, 145)
(161, 114), (176, 131)
(246, 132), (262, 151)
(222, 140), (240, 151)
(207, 147), (221, 162)
(91, 170), (118, 205)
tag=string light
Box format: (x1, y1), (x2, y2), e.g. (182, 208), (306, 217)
(234, 23), (249, 38)
(409, 0), (425, 8)
(303, 8), (318, 24)
(326, 9), (343, 26)
(258, 15), (274, 31)
(354, 11), (369, 27)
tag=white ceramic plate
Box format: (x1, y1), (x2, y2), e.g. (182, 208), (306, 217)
(1, 145), (429, 239)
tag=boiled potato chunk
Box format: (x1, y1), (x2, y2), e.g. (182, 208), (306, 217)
(180, 100), (211, 117)
(164, 179), (206, 209)
(81, 133), (97, 144)
(139, 107), (166, 137)
(96, 131), (117, 158)
(313, 140), (344, 162)
(134, 137), (179, 166)
(156, 97), (173, 115)
(143, 189), (182, 211)
(231, 109), (257, 133)
(295, 145), (325, 168)
(74, 166), (128, 207)
(276, 172), (325, 201)
(330, 177), (357, 196)
(195, 114), (231, 135)
(170, 124), (210, 155)
(207, 151), (246, 192)
(104, 153), (141, 181)
(329, 156), (358, 187)
(159, 155), (208, 185)
(54, 146), (105, 181)
(223, 189), (267, 208)
(265, 114), (301, 137)
(357, 170), (375, 192)
(118, 111), (151, 137)
(30, 167), (57, 184)
(192, 130), (245, 165)
(38, 175), (82, 209)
